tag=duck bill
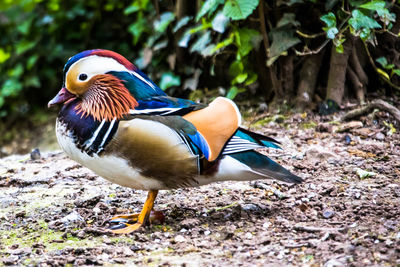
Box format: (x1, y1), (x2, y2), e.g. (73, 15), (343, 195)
(48, 87), (76, 108)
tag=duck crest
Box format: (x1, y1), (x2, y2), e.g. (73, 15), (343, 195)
(59, 99), (119, 156)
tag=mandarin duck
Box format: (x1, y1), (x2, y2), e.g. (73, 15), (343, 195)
(48, 49), (302, 234)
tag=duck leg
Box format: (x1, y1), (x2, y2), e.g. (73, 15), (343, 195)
(109, 190), (158, 234)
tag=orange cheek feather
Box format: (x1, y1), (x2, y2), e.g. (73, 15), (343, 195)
(75, 74), (138, 121)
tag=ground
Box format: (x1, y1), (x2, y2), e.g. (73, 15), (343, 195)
(0, 110), (399, 266)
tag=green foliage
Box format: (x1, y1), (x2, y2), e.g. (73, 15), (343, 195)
(0, 0), (398, 119)
(223, 0), (259, 21)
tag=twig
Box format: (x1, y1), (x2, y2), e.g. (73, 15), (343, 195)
(295, 15), (351, 56)
(363, 42), (400, 91)
(342, 99), (400, 123)
(296, 30), (325, 39)
(293, 225), (346, 232)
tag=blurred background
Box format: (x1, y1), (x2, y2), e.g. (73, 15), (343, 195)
(0, 0), (399, 156)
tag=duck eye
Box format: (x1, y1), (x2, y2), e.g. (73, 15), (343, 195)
(78, 73), (88, 81)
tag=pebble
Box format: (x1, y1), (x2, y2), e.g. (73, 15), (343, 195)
(204, 230), (211, 236)
(61, 211), (84, 225)
(375, 132), (385, 140)
(322, 209), (335, 219)
(262, 222), (271, 229)
(3, 255), (18, 265)
(244, 232), (253, 239)
(307, 192), (317, 199)
(30, 148), (41, 160)
(77, 230), (85, 238)
(174, 235), (185, 243)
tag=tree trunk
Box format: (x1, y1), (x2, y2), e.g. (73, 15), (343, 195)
(325, 37), (354, 105)
(280, 55), (294, 98)
(347, 66), (365, 104)
(296, 50), (325, 110)
(175, 0), (197, 72)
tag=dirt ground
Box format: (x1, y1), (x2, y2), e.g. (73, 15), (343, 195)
(0, 110), (399, 266)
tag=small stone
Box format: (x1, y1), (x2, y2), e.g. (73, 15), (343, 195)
(61, 210), (84, 225)
(93, 207), (101, 214)
(307, 192), (316, 199)
(204, 230), (211, 236)
(241, 203), (260, 212)
(77, 230), (85, 238)
(130, 245), (141, 252)
(322, 209), (335, 219)
(30, 148), (41, 160)
(245, 232), (253, 239)
(180, 228), (188, 233)
(174, 235), (185, 243)
(262, 222), (271, 229)
(3, 255), (18, 265)
(375, 132), (385, 140)
(344, 134), (352, 145)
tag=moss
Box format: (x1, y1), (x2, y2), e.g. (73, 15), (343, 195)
(0, 227), (130, 253)
(300, 121), (317, 129)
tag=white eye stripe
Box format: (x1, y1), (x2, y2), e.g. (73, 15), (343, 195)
(66, 55), (155, 90)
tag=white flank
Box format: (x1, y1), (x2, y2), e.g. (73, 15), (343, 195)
(56, 121), (164, 190)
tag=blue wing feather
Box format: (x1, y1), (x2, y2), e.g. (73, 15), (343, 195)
(230, 151), (303, 184)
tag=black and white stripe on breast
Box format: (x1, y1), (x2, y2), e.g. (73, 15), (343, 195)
(80, 118), (119, 155)
(59, 99), (119, 156)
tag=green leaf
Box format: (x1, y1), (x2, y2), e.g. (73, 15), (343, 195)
(0, 48), (10, 64)
(1, 79), (23, 97)
(359, 0), (385, 11)
(9, 64), (24, 78)
(375, 57), (388, 68)
(277, 13), (300, 28)
(245, 72), (258, 85)
(201, 44), (217, 57)
(0, 96), (4, 108)
(190, 31), (212, 53)
(24, 76), (40, 87)
(26, 55), (38, 70)
(349, 9), (381, 31)
(212, 11), (229, 33)
(269, 26), (301, 58)
(237, 28), (261, 56)
(234, 73), (248, 84)
(178, 31), (192, 48)
(226, 86), (245, 99)
(229, 60), (244, 77)
(355, 168), (376, 179)
(223, 0), (259, 21)
(17, 16), (33, 35)
(159, 72), (181, 90)
(321, 12), (338, 39)
(128, 17), (148, 44)
(15, 40), (36, 55)
(335, 43), (344, 53)
(321, 12), (336, 28)
(154, 12), (175, 32)
(124, 4), (141, 15)
(196, 0), (224, 21)
(392, 69), (400, 76)
(173, 16), (191, 33)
